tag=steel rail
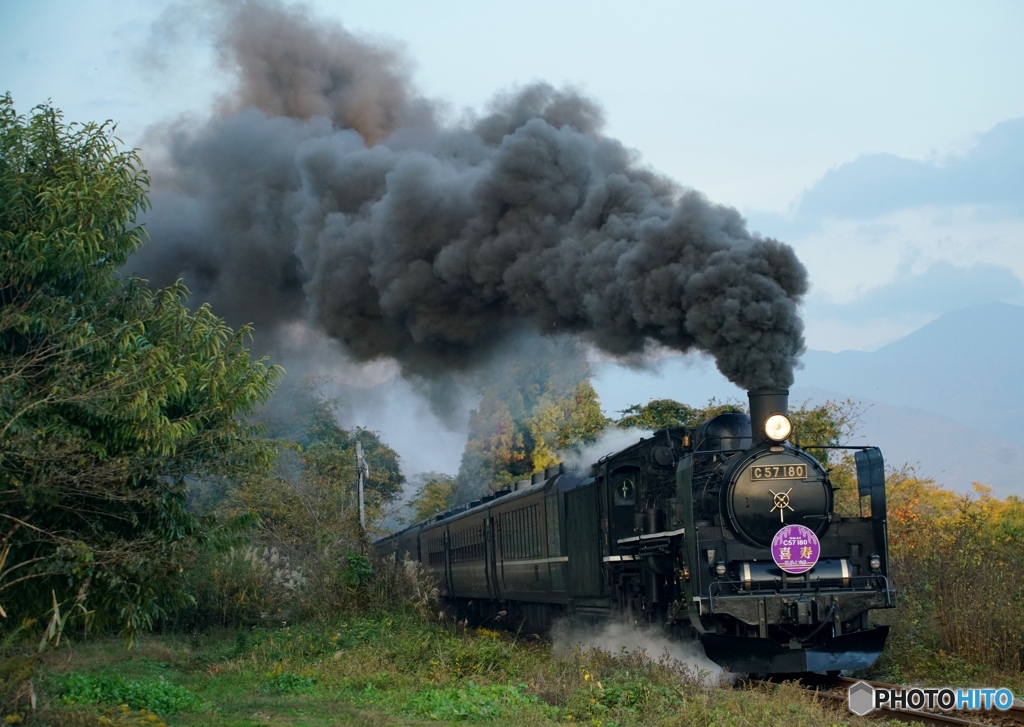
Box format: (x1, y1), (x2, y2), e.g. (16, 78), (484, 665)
(833, 677), (1024, 727)
(748, 676), (1024, 727)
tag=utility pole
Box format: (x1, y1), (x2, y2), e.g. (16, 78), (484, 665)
(355, 440), (369, 530)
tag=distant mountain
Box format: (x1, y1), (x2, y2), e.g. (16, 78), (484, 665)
(798, 302), (1024, 443)
(791, 386), (1024, 497)
(592, 302), (1024, 497)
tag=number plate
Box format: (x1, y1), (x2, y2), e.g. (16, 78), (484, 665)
(751, 463), (807, 481)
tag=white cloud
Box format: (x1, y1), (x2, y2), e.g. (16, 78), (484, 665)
(795, 118), (1024, 218)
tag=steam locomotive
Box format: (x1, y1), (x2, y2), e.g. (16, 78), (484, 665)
(375, 389), (893, 674)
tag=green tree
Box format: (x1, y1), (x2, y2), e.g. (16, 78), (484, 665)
(232, 379), (405, 540)
(407, 472), (456, 523)
(455, 337), (608, 501)
(0, 97), (281, 642)
(222, 379), (405, 621)
(788, 398), (859, 464)
(272, 378), (404, 520)
(616, 398), (744, 429)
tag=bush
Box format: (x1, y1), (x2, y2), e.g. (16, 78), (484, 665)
(168, 545), (307, 631)
(875, 478), (1024, 681)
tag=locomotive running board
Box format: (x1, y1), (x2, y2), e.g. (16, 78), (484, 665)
(616, 527), (686, 544)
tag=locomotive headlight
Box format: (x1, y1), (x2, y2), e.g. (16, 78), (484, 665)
(869, 554), (882, 571)
(764, 414), (793, 442)
(715, 561), (727, 577)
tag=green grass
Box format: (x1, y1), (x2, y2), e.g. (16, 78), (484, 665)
(406, 681), (556, 722)
(57, 672), (204, 713)
(2, 612), (984, 726)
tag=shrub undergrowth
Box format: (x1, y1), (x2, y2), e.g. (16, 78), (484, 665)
(865, 479), (1024, 690)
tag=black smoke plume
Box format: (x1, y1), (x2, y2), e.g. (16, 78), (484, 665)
(132, 0), (807, 390)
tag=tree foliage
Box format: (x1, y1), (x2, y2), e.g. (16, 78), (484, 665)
(209, 378), (406, 624)
(232, 377), (405, 543)
(0, 97), (281, 641)
(876, 475), (1024, 675)
(407, 472), (456, 524)
(455, 337), (609, 501)
(615, 398), (743, 429)
(788, 398), (859, 464)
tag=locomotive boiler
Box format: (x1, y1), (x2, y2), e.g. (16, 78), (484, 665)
(376, 389), (893, 674)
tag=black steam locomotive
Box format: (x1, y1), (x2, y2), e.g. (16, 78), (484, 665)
(376, 390), (893, 674)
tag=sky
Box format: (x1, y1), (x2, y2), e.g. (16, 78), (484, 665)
(3, 0), (1024, 474)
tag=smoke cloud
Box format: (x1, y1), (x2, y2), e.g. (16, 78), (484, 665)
(132, 0), (807, 391)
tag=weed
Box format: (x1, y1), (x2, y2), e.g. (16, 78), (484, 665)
(342, 554), (374, 589)
(0, 652), (38, 716)
(406, 681), (556, 722)
(56, 672), (203, 714)
(260, 666), (317, 694)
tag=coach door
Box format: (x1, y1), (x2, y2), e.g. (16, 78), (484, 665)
(443, 529), (454, 597)
(484, 517), (500, 599)
(565, 484), (602, 597)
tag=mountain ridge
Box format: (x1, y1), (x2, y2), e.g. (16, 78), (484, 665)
(798, 301), (1024, 440)
(592, 301), (1024, 496)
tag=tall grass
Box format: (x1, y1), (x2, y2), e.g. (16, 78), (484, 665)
(163, 535), (438, 632)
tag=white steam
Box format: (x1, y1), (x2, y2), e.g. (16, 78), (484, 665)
(551, 618), (733, 686)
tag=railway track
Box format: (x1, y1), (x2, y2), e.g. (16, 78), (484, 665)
(750, 675), (1024, 727)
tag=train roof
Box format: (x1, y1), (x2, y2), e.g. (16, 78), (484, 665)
(373, 463), (593, 545)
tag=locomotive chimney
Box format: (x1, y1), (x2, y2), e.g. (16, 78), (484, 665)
(748, 389), (789, 446)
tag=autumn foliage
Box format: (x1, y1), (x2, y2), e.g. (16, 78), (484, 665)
(878, 474), (1024, 677)
(454, 337), (608, 501)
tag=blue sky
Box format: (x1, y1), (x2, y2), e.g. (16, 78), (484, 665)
(4, 1), (1024, 473)
(5, 2), (1022, 208)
